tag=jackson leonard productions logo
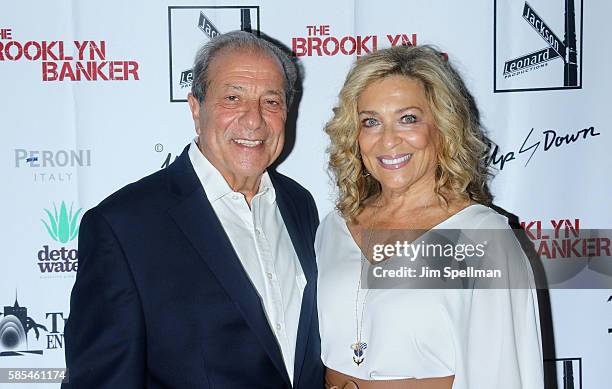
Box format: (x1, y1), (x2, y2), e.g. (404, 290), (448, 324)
(37, 201), (82, 274)
(0, 293), (67, 356)
(494, 0), (583, 92)
(168, 5), (260, 102)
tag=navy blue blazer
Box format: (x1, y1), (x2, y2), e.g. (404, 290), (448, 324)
(63, 146), (324, 388)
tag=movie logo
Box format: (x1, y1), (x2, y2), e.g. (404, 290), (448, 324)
(291, 25), (417, 57)
(0, 28), (140, 82)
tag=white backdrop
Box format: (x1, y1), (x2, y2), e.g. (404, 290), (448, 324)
(1, 1), (610, 388)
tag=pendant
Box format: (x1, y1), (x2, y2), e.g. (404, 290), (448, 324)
(350, 341), (367, 366)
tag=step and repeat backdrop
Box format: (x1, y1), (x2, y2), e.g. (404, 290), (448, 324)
(1, 0), (610, 387)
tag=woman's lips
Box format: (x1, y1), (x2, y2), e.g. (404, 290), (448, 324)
(376, 153), (413, 170)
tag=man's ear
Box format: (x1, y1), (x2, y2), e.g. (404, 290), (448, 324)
(187, 92), (201, 135)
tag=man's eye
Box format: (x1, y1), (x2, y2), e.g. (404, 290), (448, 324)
(225, 95), (239, 102)
(400, 114), (417, 124)
(266, 99), (280, 106)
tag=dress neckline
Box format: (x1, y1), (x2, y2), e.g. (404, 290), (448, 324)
(338, 204), (486, 259)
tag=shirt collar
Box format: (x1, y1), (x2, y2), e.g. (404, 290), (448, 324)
(188, 138), (276, 203)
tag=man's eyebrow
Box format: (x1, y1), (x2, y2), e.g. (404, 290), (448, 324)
(222, 84), (284, 98)
(264, 89), (285, 98)
(223, 84), (244, 91)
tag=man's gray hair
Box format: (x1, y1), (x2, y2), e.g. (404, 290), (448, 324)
(191, 30), (298, 107)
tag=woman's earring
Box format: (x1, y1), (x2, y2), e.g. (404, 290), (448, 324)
(362, 169), (370, 177)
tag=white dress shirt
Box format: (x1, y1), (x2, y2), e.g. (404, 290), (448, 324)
(188, 140), (305, 384)
(315, 204), (544, 388)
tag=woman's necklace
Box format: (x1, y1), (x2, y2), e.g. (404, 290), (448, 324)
(350, 197), (439, 366)
(351, 199), (380, 366)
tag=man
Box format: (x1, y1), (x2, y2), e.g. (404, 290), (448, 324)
(63, 31), (323, 388)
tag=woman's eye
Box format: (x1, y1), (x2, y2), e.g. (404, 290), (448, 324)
(400, 114), (417, 124)
(361, 118), (379, 128)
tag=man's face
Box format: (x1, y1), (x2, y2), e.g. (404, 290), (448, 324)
(188, 49), (287, 185)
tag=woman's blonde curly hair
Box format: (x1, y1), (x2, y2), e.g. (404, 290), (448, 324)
(324, 45), (492, 222)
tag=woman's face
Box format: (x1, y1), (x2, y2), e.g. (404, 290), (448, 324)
(357, 75), (439, 196)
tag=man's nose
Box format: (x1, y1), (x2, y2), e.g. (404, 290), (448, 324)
(239, 100), (264, 130)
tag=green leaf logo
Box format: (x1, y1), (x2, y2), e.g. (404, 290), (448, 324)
(41, 201), (82, 243)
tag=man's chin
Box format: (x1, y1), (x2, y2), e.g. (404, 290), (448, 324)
(228, 162), (270, 179)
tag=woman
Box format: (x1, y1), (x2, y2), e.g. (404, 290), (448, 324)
(316, 45), (544, 388)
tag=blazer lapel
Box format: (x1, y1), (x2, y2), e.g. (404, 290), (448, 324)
(271, 174), (316, 387)
(166, 149), (291, 386)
